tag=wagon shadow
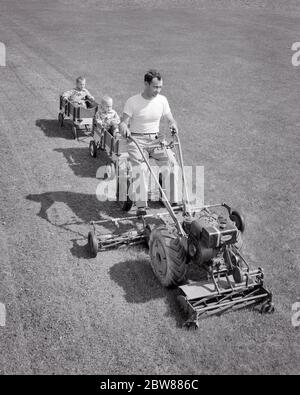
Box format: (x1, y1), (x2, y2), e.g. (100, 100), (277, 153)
(54, 147), (107, 178)
(36, 119), (74, 140)
(109, 258), (183, 327)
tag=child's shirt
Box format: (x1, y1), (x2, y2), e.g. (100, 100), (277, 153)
(95, 108), (120, 129)
(62, 88), (94, 104)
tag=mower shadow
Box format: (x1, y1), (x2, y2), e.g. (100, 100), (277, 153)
(54, 147), (108, 179)
(109, 258), (183, 327)
(36, 119), (74, 140)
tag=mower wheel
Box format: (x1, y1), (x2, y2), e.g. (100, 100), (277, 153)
(149, 226), (187, 287)
(232, 265), (244, 284)
(260, 302), (275, 314)
(234, 231), (243, 250)
(88, 231), (98, 257)
(89, 140), (97, 158)
(230, 210), (245, 233)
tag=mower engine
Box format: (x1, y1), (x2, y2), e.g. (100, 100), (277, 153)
(183, 211), (240, 273)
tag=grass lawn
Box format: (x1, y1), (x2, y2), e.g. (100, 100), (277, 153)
(0, 0), (299, 374)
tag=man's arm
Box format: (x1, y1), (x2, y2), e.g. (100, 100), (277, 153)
(165, 111), (178, 134)
(119, 113), (131, 137)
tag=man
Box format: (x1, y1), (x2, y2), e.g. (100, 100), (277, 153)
(119, 69), (179, 216)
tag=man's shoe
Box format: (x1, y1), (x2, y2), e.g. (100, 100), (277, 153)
(136, 207), (147, 216)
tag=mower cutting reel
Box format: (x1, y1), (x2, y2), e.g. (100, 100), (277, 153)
(177, 267), (274, 329)
(87, 132), (274, 328)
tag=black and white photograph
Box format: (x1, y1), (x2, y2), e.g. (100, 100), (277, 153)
(0, 0), (299, 377)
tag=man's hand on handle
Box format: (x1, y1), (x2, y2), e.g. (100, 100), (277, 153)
(169, 122), (178, 135)
(119, 121), (131, 138)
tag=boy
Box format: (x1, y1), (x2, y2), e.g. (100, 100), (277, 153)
(62, 76), (95, 108)
(94, 95), (120, 135)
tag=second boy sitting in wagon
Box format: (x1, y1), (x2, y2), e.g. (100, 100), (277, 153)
(94, 95), (120, 135)
(92, 95), (121, 155)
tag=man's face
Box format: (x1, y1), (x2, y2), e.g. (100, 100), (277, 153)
(145, 78), (163, 97)
(76, 80), (86, 91)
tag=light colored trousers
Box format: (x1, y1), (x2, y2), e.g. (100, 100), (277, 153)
(128, 134), (179, 208)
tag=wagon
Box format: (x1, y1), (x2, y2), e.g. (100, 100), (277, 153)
(58, 95), (98, 140)
(89, 122), (133, 211)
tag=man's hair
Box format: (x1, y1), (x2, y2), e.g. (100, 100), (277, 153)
(144, 69), (162, 84)
(76, 76), (86, 83)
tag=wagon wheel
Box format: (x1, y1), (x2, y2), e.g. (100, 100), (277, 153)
(100, 134), (105, 150)
(72, 125), (77, 140)
(88, 231), (98, 257)
(230, 210), (245, 233)
(104, 163), (116, 180)
(149, 226), (187, 287)
(58, 112), (64, 127)
(89, 140), (97, 158)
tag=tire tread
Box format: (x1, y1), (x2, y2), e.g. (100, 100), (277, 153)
(149, 226), (187, 287)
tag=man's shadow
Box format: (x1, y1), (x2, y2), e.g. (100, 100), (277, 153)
(26, 191), (151, 259)
(109, 257), (183, 327)
(27, 191), (103, 223)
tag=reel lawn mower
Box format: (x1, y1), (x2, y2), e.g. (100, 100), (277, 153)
(88, 133), (274, 329)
